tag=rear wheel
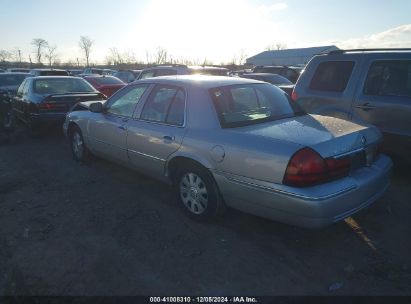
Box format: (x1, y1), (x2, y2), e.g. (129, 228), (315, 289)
(70, 126), (90, 162)
(174, 163), (226, 221)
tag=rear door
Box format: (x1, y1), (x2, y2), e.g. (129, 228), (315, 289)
(87, 84), (150, 164)
(126, 84), (187, 178)
(353, 58), (411, 157)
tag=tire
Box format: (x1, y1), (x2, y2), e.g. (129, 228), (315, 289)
(174, 163), (226, 221)
(69, 126), (91, 163)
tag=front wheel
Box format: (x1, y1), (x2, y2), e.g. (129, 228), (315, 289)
(174, 163), (226, 221)
(70, 126), (90, 162)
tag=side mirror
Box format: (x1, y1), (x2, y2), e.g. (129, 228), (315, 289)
(89, 102), (104, 113)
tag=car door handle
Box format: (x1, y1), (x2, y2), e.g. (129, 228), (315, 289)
(355, 103), (376, 111)
(163, 135), (175, 141)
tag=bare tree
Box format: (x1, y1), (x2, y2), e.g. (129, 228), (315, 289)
(266, 43), (287, 51)
(45, 45), (58, 67)
(154, 47), (168, 64)
(0, 50), (10, 62)
(31, 38), (48, 64)
(79, 36), (94, 67)
(238, 49), (247, 65)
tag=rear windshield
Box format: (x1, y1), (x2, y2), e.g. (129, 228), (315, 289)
(38, 70), (69, 76)
(0, 74), (27, 86)
(210, 83), (304, 128)
(34, 78), (95, 94)
(90, 76), (124, 85)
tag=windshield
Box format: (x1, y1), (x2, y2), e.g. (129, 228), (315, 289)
(34, 78), (96, 94)
(210, 83), (304, 128)
(0, 74), (27, 87)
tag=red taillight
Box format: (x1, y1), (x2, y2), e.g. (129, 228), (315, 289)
(291, 90), (298, 101)
(283, 148), (351, 187)
(39, 103), (56, 110)
(283, 148), (327, 187)
(325, 157), (351, 179)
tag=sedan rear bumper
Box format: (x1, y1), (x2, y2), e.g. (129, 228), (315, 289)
(213, 154), (392, 228)
(31, 112), (67, 125)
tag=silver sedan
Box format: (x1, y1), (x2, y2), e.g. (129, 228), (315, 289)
(63, 75), (392, 228)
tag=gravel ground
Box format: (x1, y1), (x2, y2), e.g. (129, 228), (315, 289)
(0, 127), (410, 296)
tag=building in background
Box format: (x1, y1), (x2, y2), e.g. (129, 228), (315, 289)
(246, 45), (339, 67)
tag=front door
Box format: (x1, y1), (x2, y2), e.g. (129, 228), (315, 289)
(88, 84), (150, 164)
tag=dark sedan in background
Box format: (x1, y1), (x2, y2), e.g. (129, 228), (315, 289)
(239, 72), (295, 94)
(0, 72), (29, 131)
(83, 75), (126, 97)
(12, 76), (105, 136)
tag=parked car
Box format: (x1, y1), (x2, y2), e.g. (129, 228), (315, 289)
(68, 69), (83, 76)
(114, 70), (141, 83)
(291, 48), (411, 164)
(0, 72), (29, 130)
(7, 68), (30, 73)
(83, 68), (115, 76)
(252, 66), (302, 83)
(239, 73), (294, 94)
(0, 69), (5, 73)
(138, 65), (229, 80)
(83, 75), (126, 97)
(29, 69), (69, 76)
(12, 76), (105, 135)
(63, 75), (392, 228)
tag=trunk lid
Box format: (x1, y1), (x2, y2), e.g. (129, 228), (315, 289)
(229, 114), (381, 158)
(40, 92), (105, 112)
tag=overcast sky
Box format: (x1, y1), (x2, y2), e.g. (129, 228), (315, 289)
(1, 0), (411, 64)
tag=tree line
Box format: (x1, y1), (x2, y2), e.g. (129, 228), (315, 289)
(0, 36), (252, 69)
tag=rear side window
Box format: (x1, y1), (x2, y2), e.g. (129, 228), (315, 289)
(140, 85), (185, 126)
(364, 60), (411, 98)
(309, 61), (354, 92)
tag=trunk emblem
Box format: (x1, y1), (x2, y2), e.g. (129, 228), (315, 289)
(361, 136), (367, 145)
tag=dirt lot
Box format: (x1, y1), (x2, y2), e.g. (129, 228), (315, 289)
(0, 127), (410, 296)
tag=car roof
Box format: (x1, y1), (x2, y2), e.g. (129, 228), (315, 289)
(31, 68), (67, 71)
(30, 76), (83, 80)
(0, 72), (30, 75)
(242, 73), (282, 76)
(137, 75), (262, 88)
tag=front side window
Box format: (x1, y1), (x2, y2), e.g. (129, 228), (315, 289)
(107, 84), (149, 117)
(140, 85), (185, 126)
(309, 61), (355, 92)
(364, 60), (411, 98)
(210, 83), (303, 128)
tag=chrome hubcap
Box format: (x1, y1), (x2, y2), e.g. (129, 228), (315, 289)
(179, 173), (208, 214)
(72, 132), (84, 159)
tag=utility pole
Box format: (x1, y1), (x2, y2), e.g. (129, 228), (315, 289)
(18, 49), (22, 65)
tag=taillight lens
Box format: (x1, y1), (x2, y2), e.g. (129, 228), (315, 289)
(283, 148), (351, 187)
(283, 148), (327, 187)
(291, 90), (298, 101)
